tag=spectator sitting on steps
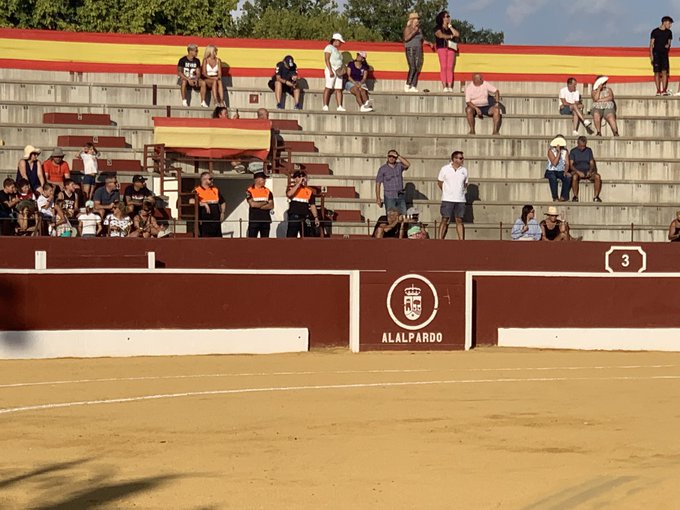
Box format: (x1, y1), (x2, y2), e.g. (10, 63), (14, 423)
(511, 204), (541, 241)
(0, 178), (19, 236)
(93, 175), (120, 218)
(104, 202), (133, 237)
(373, 208), (406, 238)
(133, 200), (167, 238)
(570, 136), (602, 202)
(16, 145), (44, 195)
(124, 175), (153, 216)
(345, 52), (374, 113)
(78, 200), (102, 238)
(668, 210), (680, 242)
(545, 135), (571, 202)
(201, 44), (225, 107)
(540, 206), (572, 241)
(269, 55), (302, 110)
(591, 76), (619, 137)
(559, 78), (593, 136)
(178, 43), (206, 108)
(465, 74), (502, 135)
(57, 178), (80, 227)
(43, 147), (70, 191)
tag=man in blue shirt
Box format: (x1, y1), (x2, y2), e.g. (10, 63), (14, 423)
(375, 150), (411, 215)
(569, 136), (602, 202)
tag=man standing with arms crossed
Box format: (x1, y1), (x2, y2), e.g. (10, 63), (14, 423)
(375, 150), (411, 215)
(650, 16), (673, 96)
(438, 151), (468, 240)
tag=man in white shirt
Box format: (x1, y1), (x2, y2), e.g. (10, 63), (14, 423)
(437, 151), (468, 240)
(559, 77), (592, 136)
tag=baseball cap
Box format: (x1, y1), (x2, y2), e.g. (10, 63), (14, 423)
(132, 175), (147, 183)
(253, 172), (267, 180)
(85, 200), (95, 208)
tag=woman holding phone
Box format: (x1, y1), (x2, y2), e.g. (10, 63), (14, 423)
(434, 10), (460, 92)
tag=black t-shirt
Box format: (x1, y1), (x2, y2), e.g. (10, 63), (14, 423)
(247, 187), (274, 223)
(178, 56), (201, 80)
(373, 215), (400, 238)
(273, 61), (298, 82)
(58, 190), (78, 217)
(651, 28), (673, 53)
(124, 185), (153, 204)
(0, 190), (16, 214)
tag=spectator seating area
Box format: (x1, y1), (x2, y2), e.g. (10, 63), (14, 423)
(1, 69), (679, 240)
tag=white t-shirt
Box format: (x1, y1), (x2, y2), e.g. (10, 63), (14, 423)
(559, 86), (580, 105)
(36, 195), (53, 218)
(104, 215), (132, 237)
(324, 44), (343, 71)
(78, 212), (101, 235)
(438, 164), (468, 203)
(81, 152), (98, 175)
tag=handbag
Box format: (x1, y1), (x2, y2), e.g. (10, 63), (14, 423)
(447, 40), (458, 51)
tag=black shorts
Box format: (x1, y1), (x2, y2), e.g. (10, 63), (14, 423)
(653, 51), (670, 73)
(268, 79), (295, 96)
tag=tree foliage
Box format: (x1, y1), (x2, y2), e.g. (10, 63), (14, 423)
(0, 0), (502, 43)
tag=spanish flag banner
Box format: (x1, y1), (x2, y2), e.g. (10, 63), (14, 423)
(152, 117), (272, 159)
(0, 28), (668, 83)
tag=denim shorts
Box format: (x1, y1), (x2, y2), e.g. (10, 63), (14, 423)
(440, 201), (466, 219)
(82, 174), (96, 185)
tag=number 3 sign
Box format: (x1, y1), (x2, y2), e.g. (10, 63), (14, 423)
(605, 246), (647, 273)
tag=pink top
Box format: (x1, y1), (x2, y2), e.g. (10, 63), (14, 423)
(465, 81), (498, 107)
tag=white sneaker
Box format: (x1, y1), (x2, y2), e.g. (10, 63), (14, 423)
(572, 130), (580, 136)
(409, 86), (419, 93)
(584, 120), (592, 127)
(360, 105), (373, 113)
(322, 105), (329, 112)
(337, 105), (346, 112)
(404, 84), (411, 92)
(200, 101), (209, 108)
(182, 99), (188, 107)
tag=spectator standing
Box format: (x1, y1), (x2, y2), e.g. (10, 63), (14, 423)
(201, 45), (225, 107)
(545, 135), (572, 202)
(346, 52), (373, 112)
(104, 202), (133, 237)
(403, 12), (431, 92)
(43, 147), (70, 190)
(373, 208), (406, 238)
(286, 171), (320, 238)
(268, 55), (302, 110)
(93, 175), (120, 218)
(668, 211), (680, 242)
(511, 205), (541, 241)
(79, 142), (98, 200)
(540, 206), (571, 241)
(650, 16), (674, 95)
(124, 175), (153, 216)
(0, 178), (19, 236)
(434, 11), (459, 92)
(375, 150), (410, 215)
(570, 136), (602, 202)
(246, 172), (274, 238)
(177, 43), (206, 107)
(78, 200), (102, 238)
(559, 78), (592, 135)
(465, 74), (502, 135)
(591, 76), (620, 137)
(16, 145), (45, 195)
(437, 151), (468, 240)
(194, 172), (225, 238)
(322, 33), (346, 112)
(57, 178), (80, 226)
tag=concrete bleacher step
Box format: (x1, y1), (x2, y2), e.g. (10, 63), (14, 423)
(270, 119), (301, 131)
(282, 140), (317, 153)
(330, 209), (363, 223)
(57, 135), (130, 148)
(318, 186), (358, 199)
(43, 112), (112, 126)
(71, 158), (142, 173)
(296, 162), (330, 175)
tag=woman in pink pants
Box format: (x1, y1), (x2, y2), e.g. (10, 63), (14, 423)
(434, 11), (460, 92)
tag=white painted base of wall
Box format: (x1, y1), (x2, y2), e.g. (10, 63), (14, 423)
(0, 328), (309, 359)
(498, 328), (680, 352)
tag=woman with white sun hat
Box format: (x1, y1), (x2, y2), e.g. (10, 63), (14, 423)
(591, 75), (620, 137)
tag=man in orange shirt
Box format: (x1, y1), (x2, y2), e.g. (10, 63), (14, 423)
(194, 172), (226, 237)
(42, 148), (70, 190)
(246, 172), (274, 238)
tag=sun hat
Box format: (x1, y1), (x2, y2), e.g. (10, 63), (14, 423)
(550, 136), (567, 147)
(51, 147), (65, 158)
(357, 51), (367, 58)
(331, 33), (345, 43)
(594, 76), (609, 89)
(408, 12), (420, 20)
(23, 145), (41, 159)
(544, 206), (560, 217)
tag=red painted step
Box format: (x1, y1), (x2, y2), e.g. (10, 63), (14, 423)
(312, 186), (357, 198)
(281, 140), (317, 153)
(43, 113), (112, 126)
(72, 158), (142, 173)
(330, 210), (363, 222)
(297, 163), (330, 175)
(57, 135), (128, 148)
(271, 119), (301, 131)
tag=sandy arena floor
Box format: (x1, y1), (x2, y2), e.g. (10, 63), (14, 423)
(1, 348), (680, 509)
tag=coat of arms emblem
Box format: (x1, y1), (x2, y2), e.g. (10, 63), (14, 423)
(403, 285), (422, 321)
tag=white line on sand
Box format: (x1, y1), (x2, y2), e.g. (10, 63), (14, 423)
(1, 374), (680, 416)
(0, 364), (676, 390)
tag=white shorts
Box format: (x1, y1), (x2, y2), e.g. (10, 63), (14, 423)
(324, 68), (344, 90)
